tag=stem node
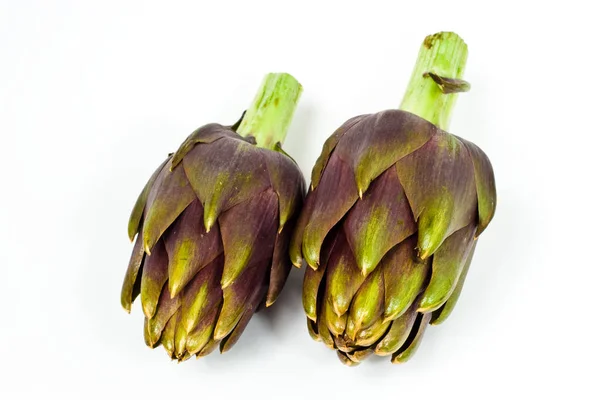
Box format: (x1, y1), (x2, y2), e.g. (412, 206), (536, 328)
(400, 32), (469, 131)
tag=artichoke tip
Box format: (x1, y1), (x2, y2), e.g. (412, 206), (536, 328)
(168, 280), (182, 299)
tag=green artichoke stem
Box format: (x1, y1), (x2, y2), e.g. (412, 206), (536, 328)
(399, 32), (470, 131)
(236, 72), (303, 150)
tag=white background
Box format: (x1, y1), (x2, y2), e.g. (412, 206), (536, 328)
(2, 0), (599, 398)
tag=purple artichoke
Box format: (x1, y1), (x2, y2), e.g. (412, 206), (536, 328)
(121, 73), (305, 361)
(290, 32), (496, 365)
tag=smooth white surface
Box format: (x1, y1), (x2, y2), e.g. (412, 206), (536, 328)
(1, 0), (599, 398)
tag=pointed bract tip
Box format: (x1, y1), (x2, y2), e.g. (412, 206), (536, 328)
(332, 302), (344, 317)
(303, 244), (321, 270)
(347, 330), (357, 342)
(204, 212), (215, 233)
(149, 335), (161, 347)
(305, 252), (320, 269)
(265, 295), (278, 307)
(213, 327), (229, 341)
(417, 299), (441, 314)
(374, 348), (388, 356)
(168, 281), (182, 299)
(142, 304), (156, 320)
(352, 318), (364, 336)
(417, 247), (430, 261)
(204, 217), (214, 233)
(143, 239), (152, 255)
(307, 260), (319, 270)
(220, 277), (234, 289)
(382, 314), (393, 324)
(291, 251), (303, 268)
(357, 253), (379, 276)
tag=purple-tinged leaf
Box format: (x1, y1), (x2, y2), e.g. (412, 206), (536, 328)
(343, 167), (416, 276)
(171, 124), (238, 169)
(261, 148), (305, 231)
(375, 302), (419, 355)
(324, 232), (365, 317)
(266, 221), (295, 307)
(140, 240), (169, 319)
(303, 154), (359, 268)
(460, 138), (496, 236)
(391, 313), (431, 363)
(161, 309), (179, 359)
(128, 158), (170, 241)
(323, 298), (347, 337)
(219, 284), (266, 353)
(418, 223), (476, 313)
(213, 260), (269, 340)
(334, 110), (435, 196)
(121, 232), (145, 312)
(182, 138), (271, 232)
(218, 190), (278, 288)
(396, 131), (477, 259)
(290, 188), (316, 267)
(382, 236), (429, 322)
(311, 114), (368, 189)
(179, 255), (223, 335)
(163, 199), (223, 297)
(147, 285), (181, 346)
(185, 303), (220, 355)
(430, 240), (477, 325)
(142, 159), (196, 254)
(347, 266), (385, 336)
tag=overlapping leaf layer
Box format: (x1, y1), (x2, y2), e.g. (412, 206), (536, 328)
(291, 110), (496, 365)
(122, 123), (305, 361)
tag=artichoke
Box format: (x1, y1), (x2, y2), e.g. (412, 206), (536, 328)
(121, 73), (305, 361)
(290, 32), (496, 365)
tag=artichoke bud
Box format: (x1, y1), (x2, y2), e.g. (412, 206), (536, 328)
(121, 73), (305, 361)
(292, 32), (496, 365)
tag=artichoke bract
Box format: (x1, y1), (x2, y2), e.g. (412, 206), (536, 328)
(121, 73), (305, 361)
(291, 32), (496, 365)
